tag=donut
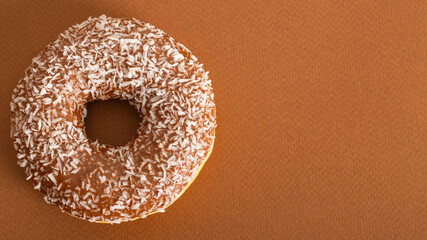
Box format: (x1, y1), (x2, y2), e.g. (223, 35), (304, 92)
(10, 15), (216, 223)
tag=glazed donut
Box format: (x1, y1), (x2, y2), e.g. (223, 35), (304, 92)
(10, 15), (216, 223)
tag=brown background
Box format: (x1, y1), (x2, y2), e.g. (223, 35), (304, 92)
(0, 0), (425, 239)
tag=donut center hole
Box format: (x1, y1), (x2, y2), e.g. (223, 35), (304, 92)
(84, 99), (141, 147)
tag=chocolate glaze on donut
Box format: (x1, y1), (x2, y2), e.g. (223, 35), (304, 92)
(10, 15), (216, 223)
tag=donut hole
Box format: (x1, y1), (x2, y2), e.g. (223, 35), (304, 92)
(84, 99), (142, 147)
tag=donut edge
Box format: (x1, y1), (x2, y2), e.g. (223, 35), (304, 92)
(63, 134), (215, 223)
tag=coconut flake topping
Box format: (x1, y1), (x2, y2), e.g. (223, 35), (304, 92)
(10, 15), (216, 223)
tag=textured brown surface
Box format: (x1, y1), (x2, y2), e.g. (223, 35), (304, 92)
(0, 0), (425, 239)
